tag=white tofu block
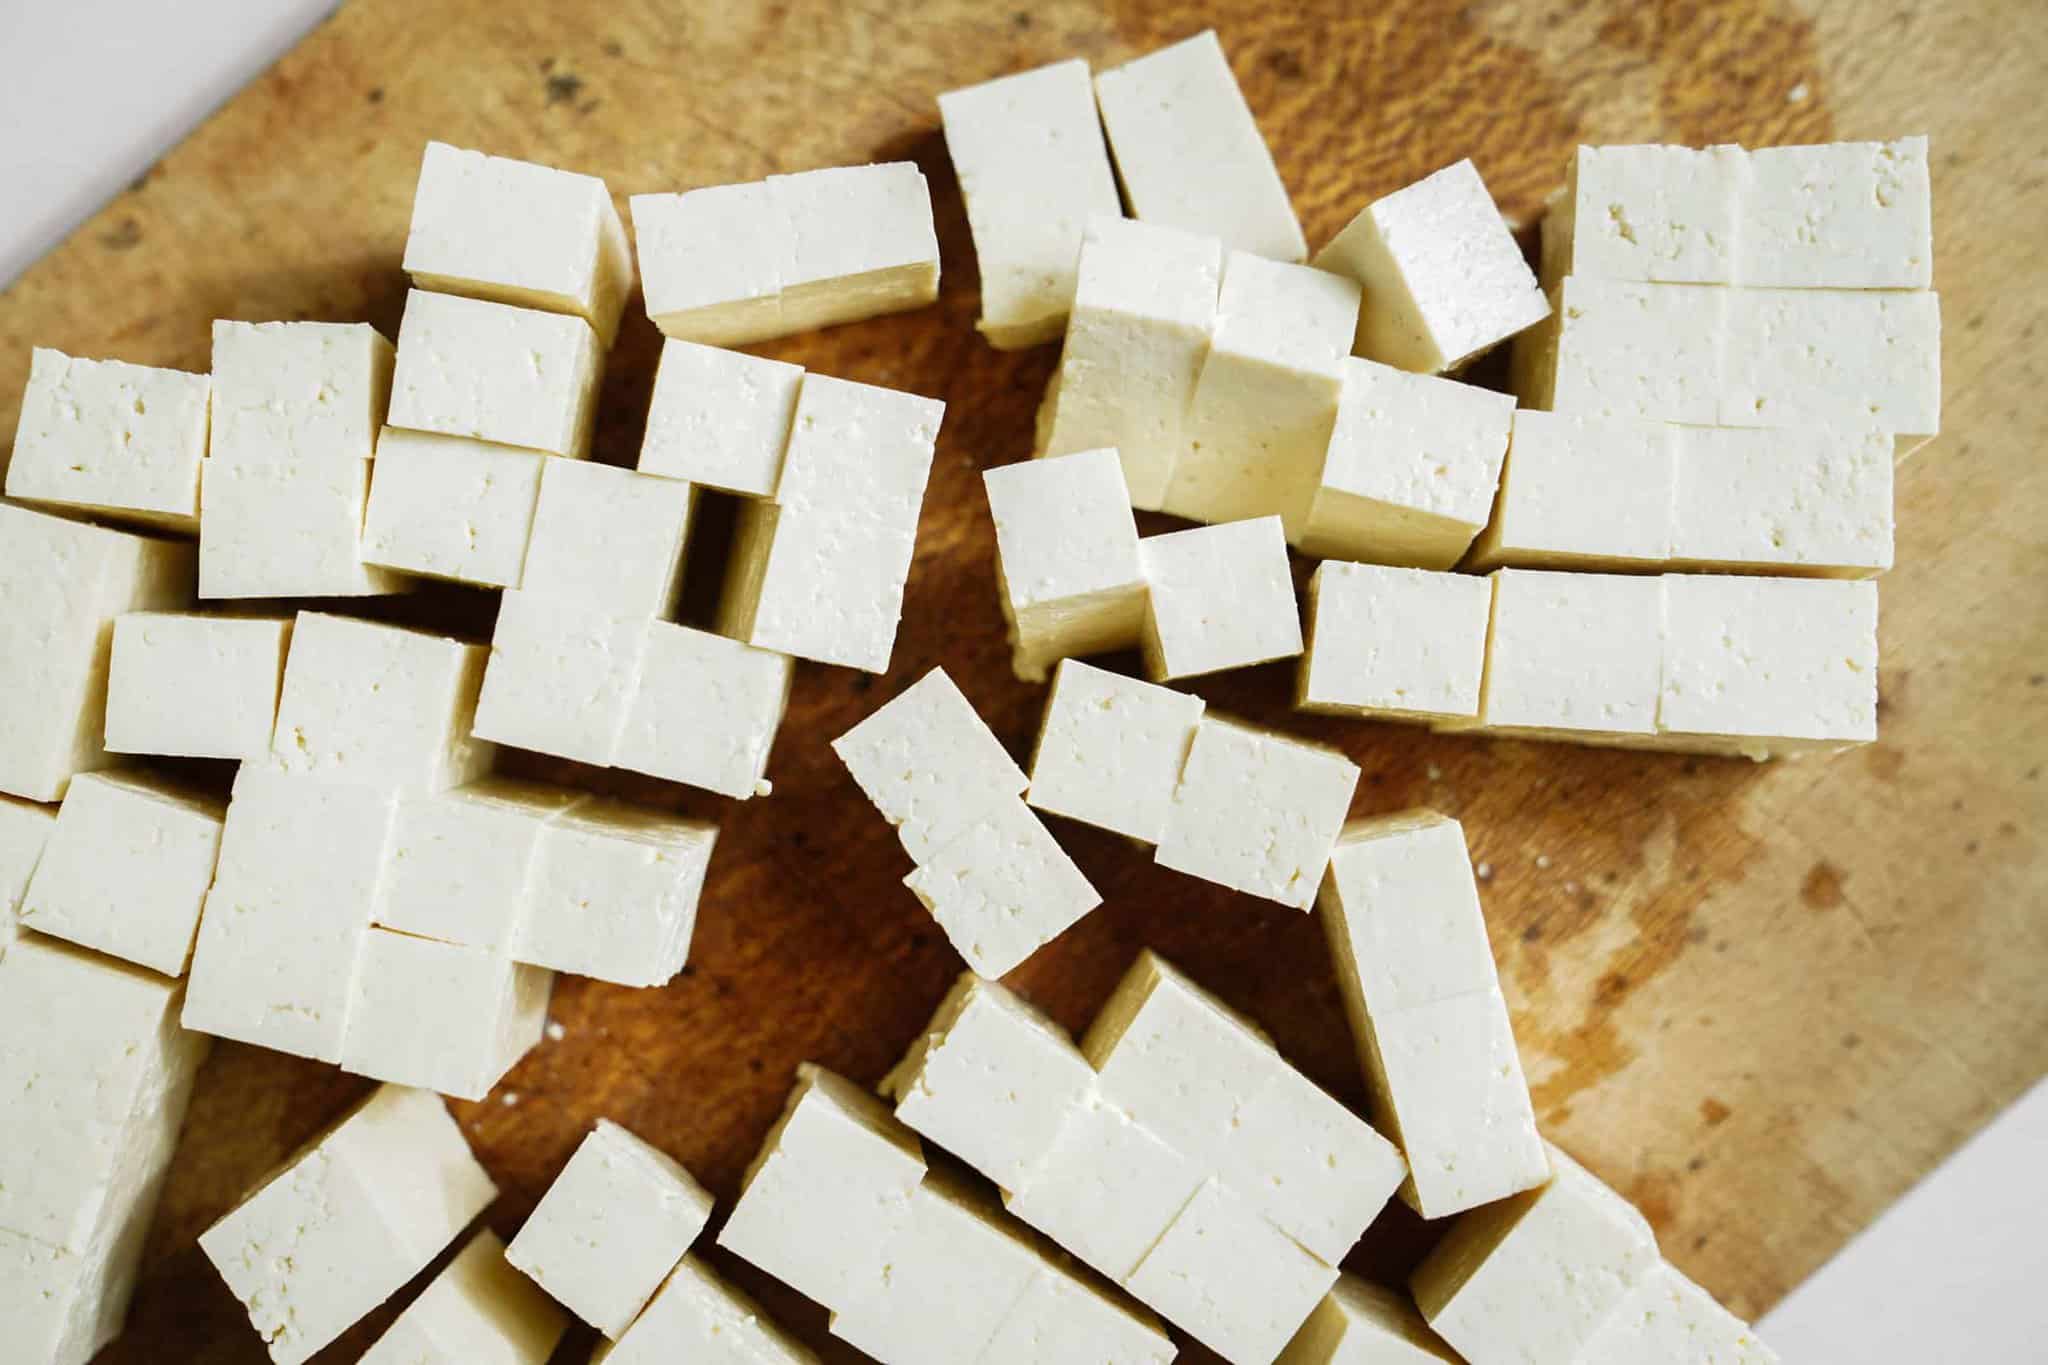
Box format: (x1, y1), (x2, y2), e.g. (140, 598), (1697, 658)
(717, 1065), (928, 1313)
(832, 667), (1027, 862)
(20, 770), (224, 977)
(519, 458), (694, 619)
(1005, 1095), (1205, 1282)
(1277, 1275), (1460, 1364)
(1411, 1144), (1657, 1365)
(1544, 144), (1744, 287)
(885, 971), (1100, 1195)
(209, 320), (393, 468)
(720, 373), (942, 672)
(1578, 1260), (1780, 1365)
(0, 502), (194, 803)
(506, 1120), (715, 1338)
(361, 1229), (568, 1365)
(2, 1225), (148, 1365)
(0, 796), (57, 963)
(1300, 359), (1517, 568)
(472, 589), (650, 768)
(379, 778), (585, 950)
(631, 180), (789, 346)
(829, 1173), (1042, 1365)
(981, 1264), (1178, 1365)
(105, 611), (290, 761)
(1215, 1067), (1406, 1264)
(1299, 563), (1490, 723)
(181, 768), (398, 1062)
(388, 290), (601, 459)
(198, 1085), (497, 1365)
(1138, 516), (1302, 682)
(1027, 659), (1204, 845)
(1742, 137), (1932, 288)
(939, 59), (1123, 348)
(516, 798), (716, 988)
(1155, 716), (1359, 910)
(1718, 286), (1941, 440)
(1094, 30), (1305, 262)
(1467, 569), (1664, 742)
(985, 448), (1147, 682)
(341, 929), (552, 1101)
(1539, 275), (1727, 425)
(638, 338), (802, 497)
(599, 1255), (819, 1364)
(617, 623), (792, 799)
(1314, 160), (1549, 374)
(1164, 253), (1358, 534)
(271, 611), (493, 794)
(199, 455), (406, 599)
(1658, 575), (1878, 758)
(904, 796), (1101, 978)
(361, 428), (546, 588)
(7, 348), (209, 531)
(1038, 216), (1223, 510)
(1469, 409), (1676, 571)
(1126, 1177), (1340, 1365)
(1671, 426), (1893, 577)
(1319, 812), (1501, 1013)
(404, 141), (634, 346)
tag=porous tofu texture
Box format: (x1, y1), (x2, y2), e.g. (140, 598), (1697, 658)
(601, 1255), (820, 1364)
(360, 1229), (567, 1365)
(1577, 1260), (1781, 1364)
(105, 611), (292, 761)
(388, 289), (601, 459)
(1299, 563), (1491, 723)
(985, 448), (1147, 682)
(515, 799), (716, 988)
(340, 929), (552, 1101)
(832, 667), (1027, 861)
(903, 796), (1100, 978)
(617, 624), (792, 799)
(519, 459), (694, 619)
(0, 796), (58, 963)
(1277, 1274), (1461, 1364)
(1028, 659), (1205, 845)
(1139, 516), (1303, 682)
(637, 338), (802, 497)
(378, 778), (585, 951)
(473, 590), (651, 769)
(1468, 569), (1665, 741)
(199, 455), (404, 600)
(361, 428), (546, 589)
(209, 320), (392, 468)
(7, 348), (210, 530)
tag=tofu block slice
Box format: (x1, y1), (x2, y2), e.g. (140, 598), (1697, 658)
(637, 338), (803, 497)
(597, 1254), (818, 1364)
(105, 611), (292, 761)
(404, 141), (634, 346)
(7, 348), (210, 531)
(1542, 143), (1745, 287)
(1313, 160), (1549, 374)
(341, 929), (553, 1101)
(506, 1120), (715, 1338)
(1139, 516), (1303, 682)
(1462, 569), (1664, 745)
(617, 623), (793, 799)
(1005, 1095), (1206, 1282)
(515, 798), (716, 988)
(938, 58), (1123, 348)
(1277, 1274), (1461, 1364)
(472, 590), (651, 769)
(361, 428), (547, 589)
(904, 796), (1100, 979)
(0, 795), (58, 964)
(1670, 426), (1893, 577)
(519, 459), (695, 619)
(1298, 563), (1490, 724)
(388, 289), (602, 459)
(1155, 716), (1359, 910)
(379, 778), (586, 951)
(199, 455), (405, 599)
(209, 319), (393, 468)
(1468, 410), (1676, 572)
(980, 1261), (1178, 1365)
(1027, 659), (1205, 846)
(1095, 30), (1306, 262)
(1578, 1259), (1781, 1364)
(832, 667), (1027, 862)
(361, 1229), (568, 1365)
(985, 448), (1148, 682)
(198, 1085), (497, 1365)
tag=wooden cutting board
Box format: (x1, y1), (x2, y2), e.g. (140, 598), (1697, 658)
(3, 0), (2042, 1360)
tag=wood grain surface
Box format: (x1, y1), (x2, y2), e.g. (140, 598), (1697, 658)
(3, 1), (2043, 1360)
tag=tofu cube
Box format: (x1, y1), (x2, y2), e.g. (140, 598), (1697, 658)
(0, 796), (57, 963)
(1542, 144), (1746, 287)
(1658, 575), (1878, 758)
(340, 929), (552, 1101)
(1298, 359), (1517, 568)
(20, 770), (225, 977)
(903, 796), (1101, 978)
(1465, 569), (1664, 743)
(1027, 659), (1205, 846)
(209, 320), (393, 468)
(720, 373), (942, 672)
(361, 428), (547, 588)
(1299, 563), (1491, 724)
(617, 623), (792, 799)
(1277, 1274), (1461, 1364)
(1155, 716), (1359, 909)
(472, 590), (651, 769)
(181, 767), (398, 1062)
(599, 1255), (819, 1364)
(831, 667), (1027, 862)
(1319, 811), (1547, 1218)
(388, 290), (601, 459)
(505, 1120), (715, 1338)
(198, 1085), (497, 1365)
(985, 448), (1147, 682)
(1215, 1067), (1406, 1264)
(518, 459), (694, 619)
(105, 610), (292, 761)
(1138, 516), (1303, 682)
(980, 1264), (1177, 1365)
(0, 503), (194, 803)
(1124, 1177), (1341, 1365)
(1468, 410), (1676, 572)
(1037, 216), (1223, 510)
(938, 58), (1123, 348)
(1534, 275), (1726, 424)
(199, 455), (405, 599)
(717, 1065), (928, 1313)
(1670, 426), (1893, 577)
(1741, 137), (1932, 289)
(515, 798), (716, 988)
(1094, 30), (1306, 262)
(884, 971), (1100, 1195)
(403, 141), (634, 346)
(1005, 1095), (1206, 1281)
(380, 778), (585, 950)
(360, 1229), (568, 1365)
(1578, 1260), (1781, 1364)
(7, 348), (210, 531)
(1718, 286), (1941, 441)
(1410, 1144), (1657, 1365)
(638, 338), (802, 497)
(3, 1226), (149, 1365)
(270, 611), (493, 794)
(631, 180), (788, 346)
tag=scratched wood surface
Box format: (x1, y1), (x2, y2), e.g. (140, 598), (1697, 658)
(2, 0), (2042, 1360)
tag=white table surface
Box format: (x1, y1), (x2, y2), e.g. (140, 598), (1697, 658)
(2, 4), (2043, 1359)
